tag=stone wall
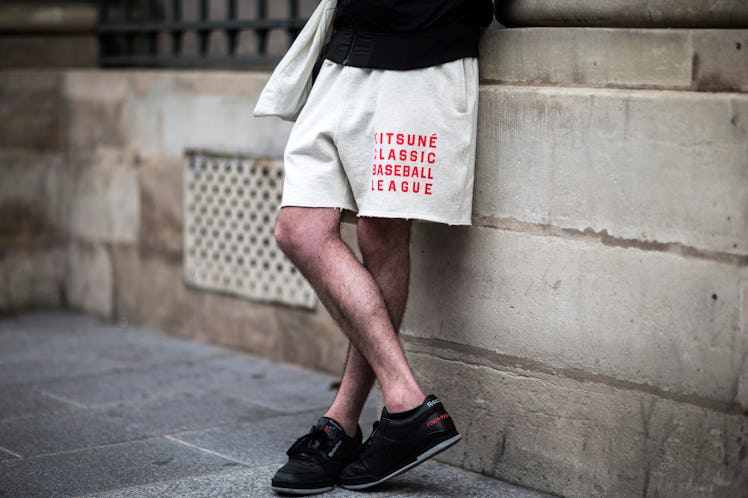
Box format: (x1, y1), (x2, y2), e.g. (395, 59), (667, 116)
(495, 0), (748, 28)
(401, 11), (748, 498)
(0, 2), (98, 68)
(1, 3), (747, 498)
(0, 69), (351, 374)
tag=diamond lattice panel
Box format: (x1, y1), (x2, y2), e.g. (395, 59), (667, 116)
(184, 153), (316, 309)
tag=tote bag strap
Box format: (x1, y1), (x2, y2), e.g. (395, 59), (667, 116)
(253, 0), (337, 121)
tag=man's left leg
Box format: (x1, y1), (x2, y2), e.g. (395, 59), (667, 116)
(324, 217), (412, 437)
(335, 218), (461, 490)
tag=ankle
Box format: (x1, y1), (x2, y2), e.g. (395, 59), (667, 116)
(323, 410), (359, 438)
(383, 388), (425, 414)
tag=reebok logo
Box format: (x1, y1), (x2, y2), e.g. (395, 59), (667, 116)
(426, 398), (441, 408)
(426, 413), (450, 427)
(327, 440), (342, 458)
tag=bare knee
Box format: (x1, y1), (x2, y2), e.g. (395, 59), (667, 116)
(274, 207), (341, 261)
(357, 218), (410, 266)
(274, 211), (298, 257)
(274, 210), (310, 261)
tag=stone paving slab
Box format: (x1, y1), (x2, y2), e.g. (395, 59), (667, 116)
(171, 412), (330, 467)
(0, 355), (126, 387)
(0, 316), (227, 367)
(0, 384), (79, 420)
(91, 459), (548, 498)
(0, 391), (281, 457)
(0, 437), (238, 497)
(0, 311), (554, 497)
(0, 311), (99, 332)
(40, 353), (300, 406)
(88, 466), (282, 498)
(89, 331), (231, 366)
(224, 373), (378, 416)
(0, 447), (18, 462)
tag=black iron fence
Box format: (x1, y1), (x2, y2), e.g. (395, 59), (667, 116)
(97, 0), (315, 68)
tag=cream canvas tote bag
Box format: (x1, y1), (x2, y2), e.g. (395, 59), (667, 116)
(253, 0), (337, 121)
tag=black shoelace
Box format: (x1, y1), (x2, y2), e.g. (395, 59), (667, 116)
(287, 426), (331, 463)
(359, 421), (380, 455)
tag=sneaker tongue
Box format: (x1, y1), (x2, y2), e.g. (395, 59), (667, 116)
(316, 417), (344, 437)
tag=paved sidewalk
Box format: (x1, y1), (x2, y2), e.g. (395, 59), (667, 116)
(0, 312), (552, 497)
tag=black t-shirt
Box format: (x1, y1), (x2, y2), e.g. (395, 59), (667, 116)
(324, 0), (495, 70)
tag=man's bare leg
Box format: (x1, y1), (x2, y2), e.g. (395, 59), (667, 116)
(275, 208), (424, 426)
(324, 217), (411, 436)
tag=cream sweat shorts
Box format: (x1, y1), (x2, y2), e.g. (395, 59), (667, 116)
(281, 57), (479, 225)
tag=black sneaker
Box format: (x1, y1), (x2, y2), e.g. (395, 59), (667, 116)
(338, 394), (461, 490)
(271, 417), (362, 495)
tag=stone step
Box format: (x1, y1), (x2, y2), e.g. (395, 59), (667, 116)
(480, 28), (748, 93)
(495, 0), (748, 28)
(406, 222), (746, 407)
(0, 2), (97, 68)
(475, 85), (748, 257)
(407, 350), (747, 498)
(0, 36), (97, 68)
(0, 3), (96, 33)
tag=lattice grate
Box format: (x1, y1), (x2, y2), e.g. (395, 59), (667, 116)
(183, 152), (316, 309)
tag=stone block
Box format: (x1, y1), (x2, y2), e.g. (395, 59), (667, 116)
(494, 0), (748, 28)
(64, 71), (130, 103)
(691, 30), (748, 92)
(476, 86), (748, 256)
(127, 71), (293, 159)
(186, 289), (285, 358)
(111, 245), (191, 336)
(0, 70), (62, 150)
(740, 281), (748, 411)
(64, 84), (127, 152)
(65, 240), (113, 318)
(405, 223), (744, 405)
(68, 151), (140, 243)
(0, 4), (97, 33)
(480, 28), (748, 92)
(272, 304), (348, 374)
(740, 374), (748, 412)
(110, 240), (346, 373)
(0, 151), (67, 249)
(0, 36), (97, 68)
(406, 351), (748, 498)
(480, 28), (693, 90)
(0, 151), (63, 203)
(190, 71), (269, 97)
(0, 247), (65, 312)
(186, 287), (346, 375)
(138, 160), (183, 255)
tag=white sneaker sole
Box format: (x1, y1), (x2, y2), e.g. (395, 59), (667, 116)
(270, 484), (334, 495)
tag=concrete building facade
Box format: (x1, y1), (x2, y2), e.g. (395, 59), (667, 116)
(0, 1), (746, 496)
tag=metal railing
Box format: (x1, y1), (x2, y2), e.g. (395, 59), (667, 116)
(97, 0), (311, 68)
